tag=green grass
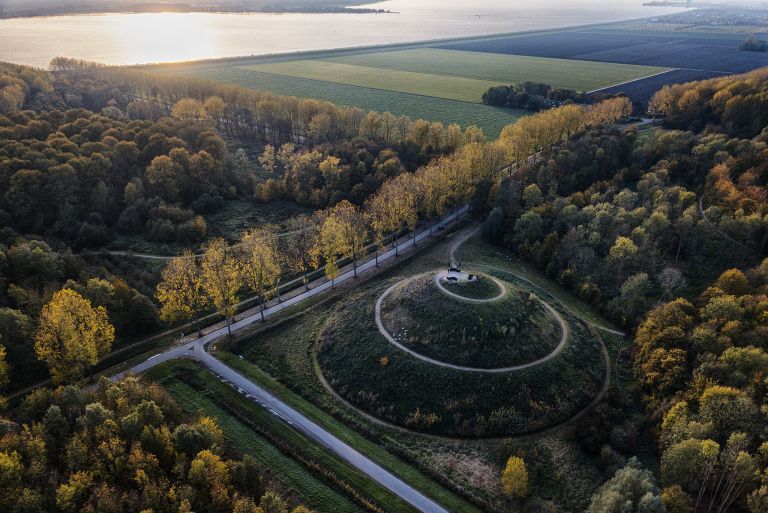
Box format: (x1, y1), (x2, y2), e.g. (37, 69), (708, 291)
(239, 59), (501, 103)
(381, 273), (561, 368)
(441, 273), (501, 300)
(455, 239), (622, 331)
(108, 198), (310, 254)
(318, 275), (605, 437)
(158, 65), (524, 137)
(215, 352), (485, 513)
(324, 48), (670, 92)
(151, 360), (418, 513)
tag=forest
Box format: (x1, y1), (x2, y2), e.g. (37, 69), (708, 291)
(479, 67), (768, 512)
(1, 53), (767, 513)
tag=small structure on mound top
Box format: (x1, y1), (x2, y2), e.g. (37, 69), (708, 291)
(444, 264), (477, 283)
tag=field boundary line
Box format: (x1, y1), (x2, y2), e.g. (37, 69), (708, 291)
(234, 67), (496, 106)
(587, 67), (679, 93)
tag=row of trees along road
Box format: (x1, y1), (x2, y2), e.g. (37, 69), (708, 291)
(0, 92), (629, 396)
(153, 97), (632, 339)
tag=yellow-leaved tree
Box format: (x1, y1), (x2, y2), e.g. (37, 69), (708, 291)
(319, 201), (368, 280)
(201, 239), (242, 336)
(502, 456), (529, 499)
(34, 289), (115, 384)
(284, 214), (322, 290)
(156, 251), (209, 336)
(240, 226), (281, 321)
(367, 172), (421, 260)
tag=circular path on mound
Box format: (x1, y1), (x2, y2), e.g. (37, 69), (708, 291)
(433, 271), (507, 303)
(315, 225), (613, 439)
(375, 272), (568, 374)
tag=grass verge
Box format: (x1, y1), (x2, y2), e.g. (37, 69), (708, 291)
(216, 352), (484, 513)
(149, 360), (420, 513)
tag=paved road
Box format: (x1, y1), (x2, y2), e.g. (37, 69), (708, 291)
(113, 206), (471, 513)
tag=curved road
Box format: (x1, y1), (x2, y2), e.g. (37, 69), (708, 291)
(113, 206), (471, 513)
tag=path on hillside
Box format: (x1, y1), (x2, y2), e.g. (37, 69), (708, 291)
(697, 194), (757, 255)
(451, 226), (626, 337)
(433, 272), (507, 304)
(111, 206), (471, 513)
(374, 272), (568, 374)
(315, 223), (615, 442)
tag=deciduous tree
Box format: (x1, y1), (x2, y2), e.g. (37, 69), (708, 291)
(240, 227), (281, 321)
(502, 456), (529, 498)
(156, 252), (208, 336)
(201, 239), (242, 336)
(34, 289), (115, 384)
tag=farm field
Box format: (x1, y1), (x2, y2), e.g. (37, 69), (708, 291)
(596, 68), (720, 104)
(247, 49), (669, 95)
(239, 59), (501, 103)
(155, 23), (768, 132)
(436, 28), (768, 73)
(166, 64), (524, 137)
(433, 27), (768, 103)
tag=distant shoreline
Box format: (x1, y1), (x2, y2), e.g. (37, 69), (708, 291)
(0, 2), (393, 20)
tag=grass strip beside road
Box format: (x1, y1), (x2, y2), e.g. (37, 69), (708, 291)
(216, 352), (484, 513)
(151, 360), (418, 513)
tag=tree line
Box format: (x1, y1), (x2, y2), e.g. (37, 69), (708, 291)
(482, 67), (768, 513)
(0, 375), (310, 513)
(634, 261), (768, 513)
(482, 81), (585, 111)
(650, 67), (768, 138)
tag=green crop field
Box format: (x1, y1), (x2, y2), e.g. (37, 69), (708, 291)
(166, 65), (523, 137)
(238, 50), (667, 102)
(159, 46), (667, 137)
(238, 59), (500, 103)
(322, 48), (670, 92)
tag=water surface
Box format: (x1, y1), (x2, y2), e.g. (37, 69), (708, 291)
(0, 0), (685, 67)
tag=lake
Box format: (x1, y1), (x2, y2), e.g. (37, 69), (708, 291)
(0, 0), (684, 67)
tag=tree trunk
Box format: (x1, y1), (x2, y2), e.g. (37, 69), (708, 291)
(227, 318), (232, 337)
(260, 295), (265, 321)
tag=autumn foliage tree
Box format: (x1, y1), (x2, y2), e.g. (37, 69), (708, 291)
(156, 251), (209, 336)
(502, 456), (529, 498)
(240, 226), (281, 321)
(319, 201), (368, 280)
(34, 289), (115, 384)
(367, 172), (421, 258)
(201, 239), (242, 336)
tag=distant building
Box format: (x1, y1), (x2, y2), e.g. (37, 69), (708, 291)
(543, 99), (565, 109)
